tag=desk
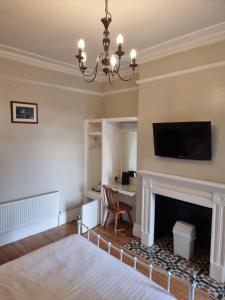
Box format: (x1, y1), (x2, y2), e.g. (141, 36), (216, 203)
(106, 182), (136, 197)
(86, 190), (101, 200)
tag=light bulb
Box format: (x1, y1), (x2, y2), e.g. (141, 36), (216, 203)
(78, 39), (85, 50)
(110, 55), (117, 68)
(130, 49), (137, 60)
(116, 34), (124, 46)
(81, 52), (87, 64)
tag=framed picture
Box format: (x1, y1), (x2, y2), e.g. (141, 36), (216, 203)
(10, 101), (38, 124)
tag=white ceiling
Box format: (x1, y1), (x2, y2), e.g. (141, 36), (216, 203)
(0, 0), (225, 66)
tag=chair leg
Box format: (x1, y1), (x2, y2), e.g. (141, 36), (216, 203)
(104, 211), (110, 228)
(114, 213), (118, 236)
(127, 211), (133, 226)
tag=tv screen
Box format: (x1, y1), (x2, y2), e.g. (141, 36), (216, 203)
(153, 122), (212, 160)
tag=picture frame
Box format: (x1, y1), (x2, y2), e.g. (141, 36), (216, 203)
(10, 101), (38, 124)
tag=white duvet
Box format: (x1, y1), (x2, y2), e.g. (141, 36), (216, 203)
(0, 234), (176, 300)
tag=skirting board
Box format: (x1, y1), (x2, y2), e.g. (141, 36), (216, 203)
(58, 207), (81, 226)
(0, 207), (80, 247)
(0, 217), (58, 247)
(210, 262), (225, 283)
(133, 223), (141, 238)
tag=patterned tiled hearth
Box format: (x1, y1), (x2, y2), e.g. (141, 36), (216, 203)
(124, 237), (225, 299)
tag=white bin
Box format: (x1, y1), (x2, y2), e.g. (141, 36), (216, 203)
(173, 221), (196, 260)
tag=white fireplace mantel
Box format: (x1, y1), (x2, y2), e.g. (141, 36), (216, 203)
(138, 170), (225, 282)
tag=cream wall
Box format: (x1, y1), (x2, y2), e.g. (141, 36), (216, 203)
(139, 40), (225, 80)
(0, 58), (103, 213)
(102, 73), (139, 118)
(1, 40), (225, 224)
(103, 90), (138, 118)
(0, 57), (102, 93)
(136, 40), (225, 224)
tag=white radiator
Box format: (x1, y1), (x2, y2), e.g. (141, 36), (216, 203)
(0, 191), (60, 246)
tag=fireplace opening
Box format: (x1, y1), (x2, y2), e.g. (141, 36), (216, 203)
(154, 195), (212, 252)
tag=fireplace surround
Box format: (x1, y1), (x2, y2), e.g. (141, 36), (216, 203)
(139, 170), (225, 282)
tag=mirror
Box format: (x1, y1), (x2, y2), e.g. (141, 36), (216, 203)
(122, 131), (137, 172)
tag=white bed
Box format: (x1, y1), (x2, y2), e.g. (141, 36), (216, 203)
(0, 234), (176, 300)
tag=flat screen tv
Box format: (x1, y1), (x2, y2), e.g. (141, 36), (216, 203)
(153, 122), (212, 160)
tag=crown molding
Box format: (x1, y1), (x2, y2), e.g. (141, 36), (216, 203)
(103, 86), (138, 96)
(0, 72), (139, 97)
(0, 73), (103, 97)
(0, 44), (82, 77)
(0, 22), (224, 82)
(136, 60), (225, 84)
(0, 44), (105, 82)
(137, 22), (225, 64)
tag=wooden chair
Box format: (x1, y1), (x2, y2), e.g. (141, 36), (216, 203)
(103, 185), (133, 236)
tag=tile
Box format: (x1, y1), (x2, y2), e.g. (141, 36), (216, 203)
(124, 237), (225, 299)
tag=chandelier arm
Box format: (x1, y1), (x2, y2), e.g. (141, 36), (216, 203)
(78, 58), (100, 77)
(83, 72), (97, 83)
(76, 0), (137, 84)
(117, 69), (135, 81)
(78, 63), (86, 74)
(82, 61), (99, 83)
(114, 56), (121, 74)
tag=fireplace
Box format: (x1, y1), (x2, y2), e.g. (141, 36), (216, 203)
(154, 195), (212, 252)
(139, 170), (225, 282)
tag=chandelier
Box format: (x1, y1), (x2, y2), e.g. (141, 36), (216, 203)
(76, 0), (138, 84)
